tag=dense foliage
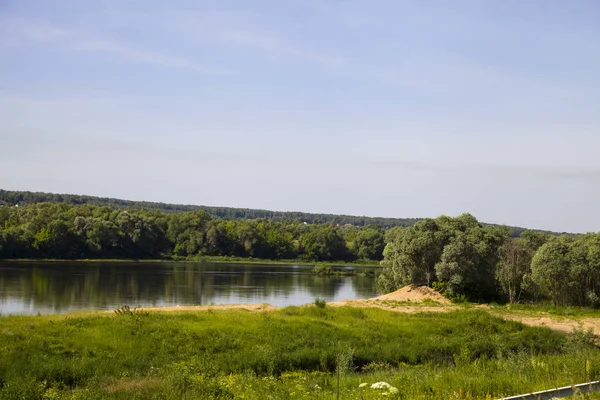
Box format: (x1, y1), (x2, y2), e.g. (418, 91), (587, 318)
(530, 234), (600, 307)
(0, 203), (385, 262)
(378, 214), (599, 306)
(377, 214), (507, 301)
(1, 307), (593, 399)
(1, 189), (557, 236)
(0, 189), (419, 227)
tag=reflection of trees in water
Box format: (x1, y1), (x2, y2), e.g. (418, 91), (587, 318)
(302, 275), (345, 298)
(352, 275), (380, 297)
(0, 262), (377, 313)
(166, 264), (303, 303)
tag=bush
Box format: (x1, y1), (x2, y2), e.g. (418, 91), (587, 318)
(314, 297), (327, 308)
(313, 264), (334, 275)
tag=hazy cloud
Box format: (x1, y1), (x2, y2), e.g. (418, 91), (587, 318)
(0, 16), (235, 75)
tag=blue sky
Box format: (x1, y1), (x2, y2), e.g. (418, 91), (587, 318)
(1, 0), (599, 233)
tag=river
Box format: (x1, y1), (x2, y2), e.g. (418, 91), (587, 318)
(0, 261), (379, 315)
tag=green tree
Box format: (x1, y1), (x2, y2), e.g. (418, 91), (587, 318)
(567, 234), (600, 307)
(299, 225), (350, 261)
(377, 218), (451, 292)
(497, 237), (533, 303)
(166, 211), (210, 257)
(530, 238), (573, 306)
(379, 214), (505, 301)
(585, 234), (600, 306)
(434, 226), (503, 301)
(352, 227), (385, 261)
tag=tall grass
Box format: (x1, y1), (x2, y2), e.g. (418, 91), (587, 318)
(0, 307), (597, 399)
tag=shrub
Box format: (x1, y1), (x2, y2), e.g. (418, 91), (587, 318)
(314, 297), (327, 309)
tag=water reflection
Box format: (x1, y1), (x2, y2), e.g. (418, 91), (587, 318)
(0, 261), (378, 315)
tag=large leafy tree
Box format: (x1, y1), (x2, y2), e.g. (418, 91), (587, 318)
(435, 225), (504, 301)
(530, 237), (573, 306)
(379, 214), (507, 301)
(377, 218), (450, 292)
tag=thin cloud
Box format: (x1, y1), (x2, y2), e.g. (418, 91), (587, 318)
(1, 16), (236, 76)
(220, 28), (346, 70)
(149, 9), (349, 70)
(69, 39), (236, 75)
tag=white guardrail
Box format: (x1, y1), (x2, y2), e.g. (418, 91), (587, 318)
(499, 381), (600, 400)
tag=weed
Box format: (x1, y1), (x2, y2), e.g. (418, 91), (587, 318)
(361, 361), (394, 373)
(114, 305), (149, 317)
(566, 326), (597, 349)
(314, 297), (327, 308)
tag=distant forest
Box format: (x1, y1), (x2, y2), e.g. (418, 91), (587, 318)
(0, 189), (551, 236)
(0, 202), (386, 262)
(0, 189), (418, 227)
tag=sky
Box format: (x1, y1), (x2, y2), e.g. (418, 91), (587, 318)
(1, 0), (599, 233)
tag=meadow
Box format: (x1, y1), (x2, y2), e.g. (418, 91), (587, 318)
(1, 305), (599, 399)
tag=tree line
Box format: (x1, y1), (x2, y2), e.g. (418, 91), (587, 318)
(0, 189), (419, 227)
(2, 189), (562, 236)
(0, 203), (385, 262)
(378, 214), (597, 307)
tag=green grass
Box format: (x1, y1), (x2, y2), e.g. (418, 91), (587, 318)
(0, 307), (598, 399)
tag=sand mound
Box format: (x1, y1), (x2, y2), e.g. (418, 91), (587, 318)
(374, 285), (451, 304)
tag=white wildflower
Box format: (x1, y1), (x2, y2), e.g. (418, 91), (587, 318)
(359, 383), (368, 388)
(371, 382), (393, 390)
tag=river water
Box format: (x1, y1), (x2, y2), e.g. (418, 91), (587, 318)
(0, 261), (379, 315)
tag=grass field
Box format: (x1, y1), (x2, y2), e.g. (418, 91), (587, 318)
(0, 306), (599, 399)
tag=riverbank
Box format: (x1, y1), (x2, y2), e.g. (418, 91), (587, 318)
(132, 292), (600, 339)
(1, 256), (381, 268)
(2, 304), (598, 400)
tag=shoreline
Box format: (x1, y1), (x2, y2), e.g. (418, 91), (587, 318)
(0, 257), (381, 268)
(5, 299), (600, 339)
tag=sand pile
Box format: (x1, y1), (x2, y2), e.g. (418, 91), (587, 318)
(374, 285), (451, 304)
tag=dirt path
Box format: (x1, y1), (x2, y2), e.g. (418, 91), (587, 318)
(501, 315), (600, 335)
(328, 298), (457, 313)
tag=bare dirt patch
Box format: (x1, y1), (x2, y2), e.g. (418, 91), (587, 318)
(328, 300), (456, 313)
(502, 315), (600, 336)
(139, 303), (279, 312)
